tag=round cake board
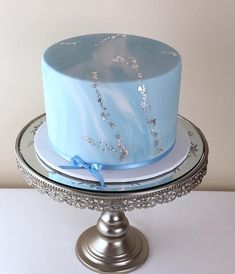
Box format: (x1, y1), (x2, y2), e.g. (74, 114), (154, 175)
(34, 122), (190, 183)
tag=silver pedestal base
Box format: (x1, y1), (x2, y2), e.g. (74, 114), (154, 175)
(76, 211), (149, 273)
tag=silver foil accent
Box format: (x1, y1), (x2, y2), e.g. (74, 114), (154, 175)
(101, 112), (109, 121)
(94, 34), (126, 47)
(84, 136), (116, 153)
(115, 133), (129, 163)
(162, 50), (177, 56)
(60, 42), (80, 46)
(147, 118), (156, 126)
(84, 136), (96, 145)
(137, 83), (162, 155)
(111, 56), (126, 63)
(112, 55), (163, 155)
(90, 71), (99, 81)
(111, 56), (141, 76)
(87, 71), (128, 162)
(138, 85), (150, 114)
(109, 122), (116, 129)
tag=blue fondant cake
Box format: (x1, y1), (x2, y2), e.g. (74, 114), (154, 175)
(42, 33), (181, 168)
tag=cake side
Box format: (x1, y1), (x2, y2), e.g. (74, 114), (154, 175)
(42, 33), (181, 167)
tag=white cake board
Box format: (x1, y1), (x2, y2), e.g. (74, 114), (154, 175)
(34, 122), (190, 183)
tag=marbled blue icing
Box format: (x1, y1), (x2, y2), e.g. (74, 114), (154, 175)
(42, 33), (181, 166)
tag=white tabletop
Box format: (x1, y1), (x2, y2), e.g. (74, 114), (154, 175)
(0, 189), (234, 274)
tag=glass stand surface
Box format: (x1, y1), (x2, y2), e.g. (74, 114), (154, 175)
(15, 114), (208, 273)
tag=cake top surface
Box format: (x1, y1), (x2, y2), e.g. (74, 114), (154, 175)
(43, 33), (181, 83)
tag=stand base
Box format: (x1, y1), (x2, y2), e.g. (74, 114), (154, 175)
(76, 212), (149, 273)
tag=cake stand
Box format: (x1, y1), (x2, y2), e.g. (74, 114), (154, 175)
(15, 114), (208, 273)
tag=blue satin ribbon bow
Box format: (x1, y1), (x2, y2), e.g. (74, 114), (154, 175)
(59, 156), (104, 186)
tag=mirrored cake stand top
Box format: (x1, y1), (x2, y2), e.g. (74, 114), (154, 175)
(15, 114), (208, 212)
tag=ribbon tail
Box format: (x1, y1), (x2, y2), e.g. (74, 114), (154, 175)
(89, 169), (104, 186)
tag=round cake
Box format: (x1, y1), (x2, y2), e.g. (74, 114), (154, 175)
(42, 33), (181, 169)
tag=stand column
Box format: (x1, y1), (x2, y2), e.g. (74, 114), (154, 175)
(76, 211), (149, 273)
